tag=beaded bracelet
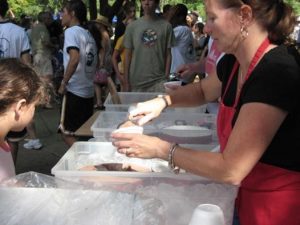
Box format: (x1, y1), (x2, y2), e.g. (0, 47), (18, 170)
(168, 143), (180, 174)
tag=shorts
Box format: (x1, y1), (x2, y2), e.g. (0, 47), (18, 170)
(6, 128), (27, 142)
(33, 53), (53, 76)
(63, 91), (93, 132)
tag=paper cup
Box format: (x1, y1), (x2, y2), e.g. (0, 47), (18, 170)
(189, 204), (225, 225)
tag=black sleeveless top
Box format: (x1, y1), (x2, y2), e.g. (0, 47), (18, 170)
(217, 45), (300, 172)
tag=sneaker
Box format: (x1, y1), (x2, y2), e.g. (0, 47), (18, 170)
(23, 139), (43, 150)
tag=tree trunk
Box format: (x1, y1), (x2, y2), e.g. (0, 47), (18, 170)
(89, 0), (97, 20)
(99, 0), (111, 18)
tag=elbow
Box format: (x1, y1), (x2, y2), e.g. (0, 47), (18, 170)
(223, 177), (242, 186)
(218, 170), (243, 186)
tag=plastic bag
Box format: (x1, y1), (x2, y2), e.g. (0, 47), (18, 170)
(0, 172), (166, 225)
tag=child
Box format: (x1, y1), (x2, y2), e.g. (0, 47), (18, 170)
(112, 18), (135, 92)
(0, 58), (45, 182)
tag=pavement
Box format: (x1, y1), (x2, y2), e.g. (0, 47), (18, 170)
(15, 103), (69, 176)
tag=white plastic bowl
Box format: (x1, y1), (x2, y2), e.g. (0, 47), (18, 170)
(164, 81), (182, 92)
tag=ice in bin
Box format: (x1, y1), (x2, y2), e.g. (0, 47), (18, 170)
(51, 142), (218, 181)
(91, 111), (218, 144)
(104, 92), (207, 113)
(51, 143), (237, 225)
(0, 173), (164, 225)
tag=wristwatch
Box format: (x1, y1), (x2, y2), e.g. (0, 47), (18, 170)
(157, 94), (169, 108)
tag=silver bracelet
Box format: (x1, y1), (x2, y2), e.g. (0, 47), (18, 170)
(168, 143), (180, 174)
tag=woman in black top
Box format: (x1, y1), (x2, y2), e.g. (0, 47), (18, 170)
(112, 1), (300, 224)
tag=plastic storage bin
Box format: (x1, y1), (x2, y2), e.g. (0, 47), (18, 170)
(91, 111), (218, 144)
(51, 142), (237, 225)
(104, 92), (207, 113)
(0, 173), (164, 225)
(52, 142), (219, 180)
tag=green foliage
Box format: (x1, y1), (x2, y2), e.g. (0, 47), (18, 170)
(7, 0), (300, 20)
(8, 0), (64, 18)
(160, 0), (300, 18)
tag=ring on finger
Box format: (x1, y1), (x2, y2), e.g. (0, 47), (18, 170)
(126, 147), (132, 155)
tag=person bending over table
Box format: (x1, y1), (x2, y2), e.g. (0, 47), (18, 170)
(112, 1), (300, 225)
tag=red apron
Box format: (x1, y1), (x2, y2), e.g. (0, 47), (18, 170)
(216, 38), (300, 225)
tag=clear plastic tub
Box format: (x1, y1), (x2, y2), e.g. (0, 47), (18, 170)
(91, 111), (218, 144)
(104, 92), (207, 113)
(52, 142), (219, 181)
(51, 142), (236, 225)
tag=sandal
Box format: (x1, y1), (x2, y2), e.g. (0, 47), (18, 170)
(94, 104), (105, 110)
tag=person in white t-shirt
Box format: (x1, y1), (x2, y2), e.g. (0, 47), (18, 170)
(0, 0), (44, 159)
(58, 0), (98, 147)
(0, 58), (45, 182)
(168, 4), (196, 84)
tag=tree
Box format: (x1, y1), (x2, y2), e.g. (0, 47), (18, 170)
(7, 0), (300, 20)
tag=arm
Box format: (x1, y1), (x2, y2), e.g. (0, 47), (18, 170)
(124, 48), (132, 91)
(112, 49), (121, 77)
(128, 70), (221, 125)
(172, 103), (287, 184)
(165, 48), (172, 78)
(113, 102), (287, 185)
(20, 52), (31, 66)
(99, 32), (110, 68)
(58, 49), (80, 94)
(112, 48), (125, 86)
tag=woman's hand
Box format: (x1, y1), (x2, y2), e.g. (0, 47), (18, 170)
(128, 97), (168, 126)
(177, 62), (204, 78)
(111, 133), (171, 160)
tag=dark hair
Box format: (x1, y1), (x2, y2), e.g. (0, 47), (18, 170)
(219, 0), (297, 45)
(0, 59), (45, 114)
(163, 4), (171, 13)
(195, 22), (205, 34)
(0, 0), (8, 17)
(123, 1), (136, 15)
(140, 0), (159, 4)
(117, 1), (136, 22)
(168, 4), (188, 28)
(86, 21), (102, 53)
(63, 0), (87, 26)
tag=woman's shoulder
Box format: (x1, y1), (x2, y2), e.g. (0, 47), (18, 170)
(260, 45), (299, 79)
(264, 45), (300, 68)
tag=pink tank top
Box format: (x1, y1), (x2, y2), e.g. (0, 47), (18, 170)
(0, 142), (15, 183)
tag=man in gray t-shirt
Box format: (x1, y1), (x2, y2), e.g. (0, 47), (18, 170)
(123, 0), (174, 92)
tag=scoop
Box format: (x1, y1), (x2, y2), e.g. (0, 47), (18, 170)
(168, 72), (181, 81)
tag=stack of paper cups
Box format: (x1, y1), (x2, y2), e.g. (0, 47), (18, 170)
(189, 204), (225, 225)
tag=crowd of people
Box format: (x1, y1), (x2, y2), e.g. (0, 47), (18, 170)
(0, 0), (214, 150)
(1, 0), (300, 224)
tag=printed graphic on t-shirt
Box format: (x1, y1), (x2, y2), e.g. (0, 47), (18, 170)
(85, 40), (97, 77)
(0, 37), (9, 58)
(141, 29), (157, 47)
(185, 43), (195, 60)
